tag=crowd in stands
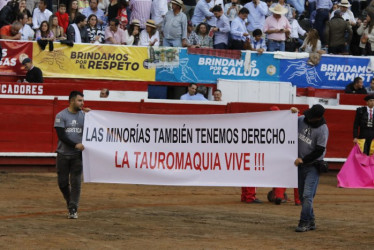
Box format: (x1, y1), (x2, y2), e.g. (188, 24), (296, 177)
(0, 0), (373, 55)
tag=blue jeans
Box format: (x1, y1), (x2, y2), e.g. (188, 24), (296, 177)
(268, 40), (285, 52)
(163, 38), (182, 47)
(314, 9), (329, 45)
(298, 165), (319, 222)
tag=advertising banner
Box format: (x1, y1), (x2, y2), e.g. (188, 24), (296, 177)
(279, 55), (372, 89)
(156, 49), (280, 83)
(0, 41), (33, 76)
(83, 110), (298, 187)
(32, 43), (155, 81)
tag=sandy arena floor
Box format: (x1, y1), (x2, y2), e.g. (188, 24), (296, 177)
(0, 170), (373, 249)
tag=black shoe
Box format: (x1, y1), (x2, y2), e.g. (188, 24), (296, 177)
(295, 220), (315, 232)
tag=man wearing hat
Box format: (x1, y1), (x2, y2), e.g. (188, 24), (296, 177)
(294, 104), (329, 232)
(330, 0), (356, 26)
(353, 94), (374, 155)
(22, 58), (44, 83)
(264, 4), (291, 51)
(162, 0), (188, 47)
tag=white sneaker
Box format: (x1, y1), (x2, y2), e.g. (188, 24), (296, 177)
(68, 209), (78, 219)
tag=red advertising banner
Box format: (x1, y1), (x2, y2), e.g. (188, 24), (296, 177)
(0, 40), (33, 76)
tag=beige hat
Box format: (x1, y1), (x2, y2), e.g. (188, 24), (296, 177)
(145, 19), (157, 28)
(338, 0), (351, 8)
(269, 4), (289, 15)
(131, 19), (140, 26)
(171, 0), (183, 8)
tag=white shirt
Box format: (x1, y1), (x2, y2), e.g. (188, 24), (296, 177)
(151, 0), (168, 25)
(20, 24), (35, 40)
(330, 9), (356, 25)
(289, 19), (306, 39)
(32, 8), (53, 29)
(244, 1), (268, 32)
(139, 29), (160, 46)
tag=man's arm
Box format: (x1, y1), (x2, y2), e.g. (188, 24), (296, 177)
(55, 127), (85, 151)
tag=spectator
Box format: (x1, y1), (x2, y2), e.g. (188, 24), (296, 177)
(82, 0), (106, 28)
(245, 0), (268, 33)
(124, 19), (140, 45)
(230, 7), (250, 50)
(87, 14), (105, 44)
(251, 28), (267, 54)
(69, 0), (79, 24)
(287, 8), (307, 52)
(211, 5), (230, 49)
(17, 12), (35, 40)
(183, 0), (196, 21)
(117, 0), (128, 30)
(180, 83), (208, 100)
(50, 15), (66, 41)
(270, 0), (292, 21)
(345, 77), (367, 94)
(105, 18), (126, 44)
(32, 0), (53, 30)
(191, 22), (213, 48)
(0, 21), (22, 40)
(36, 20), (54, 45)
(162, 0), (188, 47)
(224, 0), (243, 22)
(213, 89), (222, 101)
(314, 0), (333, 45)
(264, 4), (291, 52)
(191, 0), (214, 27)
(67, 14), (89, 43)
(294, 104), (329, 232)
(366, 78), (374, 94)
(129, 0), (152, 29)
(300, 28), (322, 53)
(330, 0), (356, 26)
(187, 20), (198, 46)
(56, 4), (70, 33)
(324, 9), (352, 54)
(107, 0), (119, 23)
(151, 0), (168, 31)
(22, 58), (43, 83)
(139, 19), (160, 46)
(357, 11), (374, 56)
(100, 88), (109, 97)
(0, 0), (18, 28)
(18, 0), (32, 26)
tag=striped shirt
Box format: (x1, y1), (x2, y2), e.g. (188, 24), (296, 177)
(129, 0), (152, 29)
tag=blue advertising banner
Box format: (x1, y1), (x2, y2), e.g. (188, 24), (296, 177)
(156, 49), (280, 84)
(279, 55), (373, 89)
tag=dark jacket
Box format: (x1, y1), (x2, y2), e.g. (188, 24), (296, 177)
(0, 2), (17, 28)
(26, 66), (43, 83)
(345, 82), (367, 94)
(325, 16), (353, 47)
(353, 106), (374, 139)
(66, 24), (89, 43)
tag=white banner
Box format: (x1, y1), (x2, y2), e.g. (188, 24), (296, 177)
(82, 110), (298, 187)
